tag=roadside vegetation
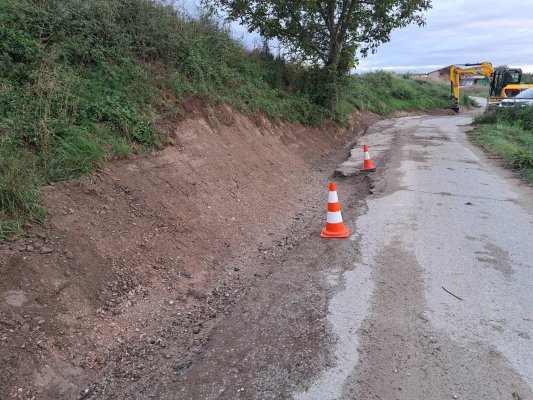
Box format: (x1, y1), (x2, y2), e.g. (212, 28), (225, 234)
(474, 108), (533, 182)
(0, 0), (452, 240)
(522, 73), (533, 84)
(462, 84), (491, 98)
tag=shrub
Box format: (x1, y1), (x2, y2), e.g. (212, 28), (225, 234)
(476, 107), (533, 132)
(474, 107), (533, 182)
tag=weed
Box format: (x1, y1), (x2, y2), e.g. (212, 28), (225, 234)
(0, 142), (46, 240)
(473, 108), (533, 182)
(341, 72), (450, 114)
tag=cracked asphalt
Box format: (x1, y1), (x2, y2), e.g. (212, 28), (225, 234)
(300, 112), (533, 399)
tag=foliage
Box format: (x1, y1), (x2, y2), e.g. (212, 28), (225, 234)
(476, 107), (533, 132)
(339, 72), (450, 114)
(474, 107), (533, 182)
(522, 73), (533, 84)
(205, 0), (431, 75)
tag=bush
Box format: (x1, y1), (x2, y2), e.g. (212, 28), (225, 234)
(340, 73), (450, 114)
(512, 149), (533, 170)
(476, 107), (533, 132)
(474, 107), (533, 182)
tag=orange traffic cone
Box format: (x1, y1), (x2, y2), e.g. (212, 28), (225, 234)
(361, 144), (376, 172)
(321, 182), (350, 238)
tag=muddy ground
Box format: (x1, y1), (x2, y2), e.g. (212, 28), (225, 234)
(1, 102), (384, 399)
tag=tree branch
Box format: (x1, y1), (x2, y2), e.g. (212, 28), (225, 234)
(284, 3), (327, 63)
(316, 2), (332, 33)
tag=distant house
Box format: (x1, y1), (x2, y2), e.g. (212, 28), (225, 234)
(425, 66), (450, 83)
(408, 67), (450, 83)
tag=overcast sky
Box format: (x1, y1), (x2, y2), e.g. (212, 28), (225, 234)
(358, 0), (533, 73)
(178, 0), (533, 73)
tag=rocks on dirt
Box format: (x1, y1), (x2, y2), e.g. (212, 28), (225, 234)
(40, 247), (54, 254)
(0, 106), (377, 399)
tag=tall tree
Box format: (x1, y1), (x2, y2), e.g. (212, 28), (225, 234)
(204, 0), (431, 75)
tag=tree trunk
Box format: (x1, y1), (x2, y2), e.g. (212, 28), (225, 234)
(326, 37), (343, 69)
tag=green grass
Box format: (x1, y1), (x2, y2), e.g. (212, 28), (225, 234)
(473, 107), (533, 182)
(0, 141), (47, 239)
(337, 72), (451, 114)
(0, 0), (453, 240)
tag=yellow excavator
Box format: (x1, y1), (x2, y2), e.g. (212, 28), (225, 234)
(489, 68), (532, 107)
(449, 62), (533, 111)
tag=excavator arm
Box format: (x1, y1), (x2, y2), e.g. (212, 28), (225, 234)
(449, 62), (494, 111)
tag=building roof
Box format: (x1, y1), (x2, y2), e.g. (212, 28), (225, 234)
(428, 66), (450, 75)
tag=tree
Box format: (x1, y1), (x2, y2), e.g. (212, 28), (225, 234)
(204, 0), (431, 75)
(522, 73), (533, 84)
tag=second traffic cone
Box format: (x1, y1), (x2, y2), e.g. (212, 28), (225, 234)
(361, 144), (376, 172)
(321, 182), (350, 238)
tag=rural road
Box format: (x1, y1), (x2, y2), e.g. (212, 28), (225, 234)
(159, 112), (533, 400)
(300, 112), (533, 399)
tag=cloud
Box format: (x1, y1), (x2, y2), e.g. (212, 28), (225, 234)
(460, 18), (533, 30)
(357, 65), (442, 72)
(358, 0), (533, 73)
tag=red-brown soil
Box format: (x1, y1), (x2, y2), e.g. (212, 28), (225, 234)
(0, 103), (380, 399)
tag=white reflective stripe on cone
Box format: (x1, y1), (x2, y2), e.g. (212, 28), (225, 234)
(326, 211), (343, 224)
(364, 152), (371, 160)
(328, 191), (339, 203)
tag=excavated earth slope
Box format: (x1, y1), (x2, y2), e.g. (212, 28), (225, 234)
(0, 103), (380, 399)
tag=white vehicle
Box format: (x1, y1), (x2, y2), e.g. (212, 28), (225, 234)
(499, 87), (533, 107)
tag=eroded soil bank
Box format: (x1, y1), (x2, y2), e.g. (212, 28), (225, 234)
(0, 103), (379, 399)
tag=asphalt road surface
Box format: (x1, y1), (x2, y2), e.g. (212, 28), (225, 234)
(300, 112), (533, 399)
(166, 112), (533, 400)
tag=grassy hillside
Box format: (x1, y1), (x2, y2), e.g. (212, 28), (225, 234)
(473, 108), (533, 182)
(0, 0), (452, 240)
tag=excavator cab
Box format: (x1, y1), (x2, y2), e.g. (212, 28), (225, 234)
(490, 69), (522, 98)
(487, 68), (533, 108)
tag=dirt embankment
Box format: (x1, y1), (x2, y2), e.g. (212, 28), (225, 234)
(0, 102), (380, 399)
